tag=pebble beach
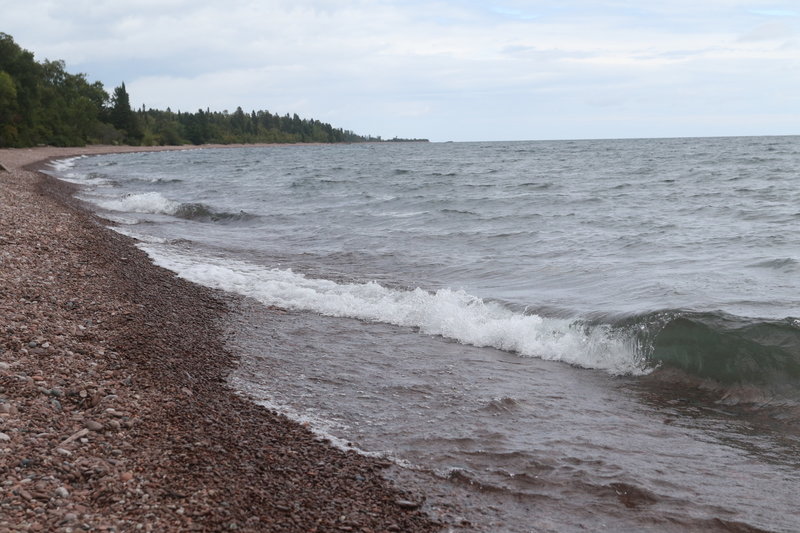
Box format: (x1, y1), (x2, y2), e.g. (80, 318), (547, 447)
(0, 146), (441, 532)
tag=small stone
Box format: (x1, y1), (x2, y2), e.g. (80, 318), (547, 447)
(84, 420), (103, 431)
(55, 448), (73, 457)
(64, 513), (78, 522)
(55, 486), (70, 498)
(0, 362), (10, 370)
(107, 420), (121, 431)
(180, 387), (193, 396)
(0, 432), (10, 442)
(120, 471), (133, 482)
(59, 428), (89, 446)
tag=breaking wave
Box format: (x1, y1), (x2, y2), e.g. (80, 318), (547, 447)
(139, 246), (646, 375)
(629, 311), (800, 390)
(96, 192), (255, 222)
(137, 246), (800, 402)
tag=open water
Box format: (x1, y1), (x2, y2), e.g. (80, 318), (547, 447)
(51, 137), (800, 532)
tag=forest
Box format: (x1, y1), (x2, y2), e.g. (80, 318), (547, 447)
(0, 33), (419, 148)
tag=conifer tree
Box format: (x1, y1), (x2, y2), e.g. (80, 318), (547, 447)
(109, 82), (142, 143)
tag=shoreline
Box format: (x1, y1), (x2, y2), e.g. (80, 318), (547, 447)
(0, 146), (441, 531)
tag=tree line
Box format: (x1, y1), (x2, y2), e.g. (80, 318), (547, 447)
(0, 33), (421, 148)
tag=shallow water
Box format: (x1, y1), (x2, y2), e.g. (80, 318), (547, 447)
(225, 300), (799, 532)
(51, 137), (800, 531)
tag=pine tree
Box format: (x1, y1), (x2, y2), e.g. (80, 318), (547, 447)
(109, 82), (142, 143)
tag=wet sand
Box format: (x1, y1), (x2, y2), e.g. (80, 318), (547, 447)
(0, 146), (442, 532)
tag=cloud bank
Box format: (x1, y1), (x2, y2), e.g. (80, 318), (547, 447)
(4, 0), (799, 140)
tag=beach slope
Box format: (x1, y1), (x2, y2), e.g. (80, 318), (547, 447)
(0, 147), (439, 532)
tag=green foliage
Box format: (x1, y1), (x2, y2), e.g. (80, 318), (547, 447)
(0, 70), (18, 146)
(0, 33), (112, 147)
(109, 82), (143, 144)
(0, 32), (395, 148)
(141, 107), (370, 146)
(37, 59), (111, 146)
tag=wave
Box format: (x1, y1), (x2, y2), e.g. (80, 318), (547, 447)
(139, 247), (646, 375)
(96, 192), (255, 223)
(48, 159), (115, 186)
(48, 156), (86, 172)
(135, 247), (800, 401)
(97, 192), (178, 214)
(173, 202), (257, 222)
(441, 208), (479, 216)
(130, 176), (184, 184)
(627, 310), (800, 391)
(748, 258), (798, 271)
(515, 182), (556, 190)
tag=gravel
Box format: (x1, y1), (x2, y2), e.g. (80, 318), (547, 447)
(0, 146), (444, 532)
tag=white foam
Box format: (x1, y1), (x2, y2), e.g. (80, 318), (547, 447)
(96, 192), (179, 215)
(49, 156), (86, 172)
(110, 227), (168, 243)
(101, 215), (142, 225)
(139, 246), (648, 375)
(49, 157), (113, 186)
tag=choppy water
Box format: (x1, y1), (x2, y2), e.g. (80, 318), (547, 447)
(51, 137), (800, 532)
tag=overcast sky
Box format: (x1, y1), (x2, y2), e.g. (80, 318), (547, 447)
(3, 1), (799, 141)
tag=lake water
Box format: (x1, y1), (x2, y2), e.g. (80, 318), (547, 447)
(51, 137), (800, 532)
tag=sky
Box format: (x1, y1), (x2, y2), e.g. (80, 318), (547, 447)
(2, 0), (799, 141)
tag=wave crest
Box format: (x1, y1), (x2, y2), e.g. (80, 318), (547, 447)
(132, 247), (800, 402)
(633, 311), (800, 388)
(97, 193), (255, 223)
(139, 248), (647, 375)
